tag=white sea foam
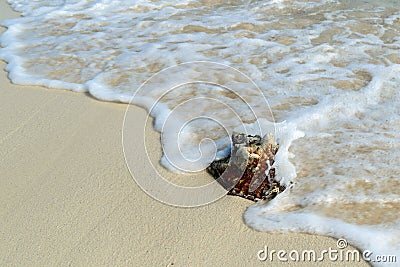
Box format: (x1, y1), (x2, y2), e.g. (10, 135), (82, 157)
(1, 0), (400, 263)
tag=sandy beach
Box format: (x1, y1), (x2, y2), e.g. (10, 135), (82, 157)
(0, 1), (369, 266)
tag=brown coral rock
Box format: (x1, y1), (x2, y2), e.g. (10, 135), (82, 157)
(207, 133), (285, 202)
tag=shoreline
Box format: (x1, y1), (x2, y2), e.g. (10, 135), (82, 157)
(0, 1), (368, 266)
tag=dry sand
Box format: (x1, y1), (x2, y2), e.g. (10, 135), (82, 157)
(0, 1), (368, 266)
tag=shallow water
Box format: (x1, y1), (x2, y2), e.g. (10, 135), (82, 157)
(1, 0), (399, 263)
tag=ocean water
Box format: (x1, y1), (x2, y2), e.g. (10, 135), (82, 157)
(1, 0), (400, 263)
